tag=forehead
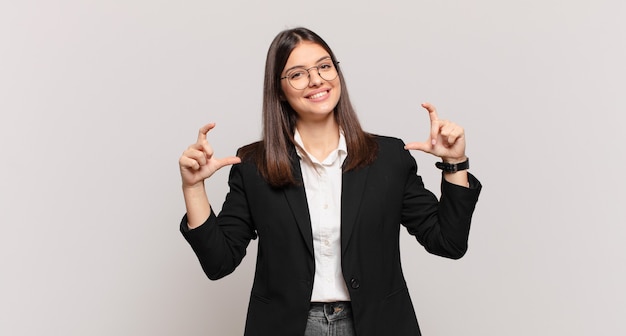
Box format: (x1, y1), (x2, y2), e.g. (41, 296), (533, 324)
(284, 42), (330, 69)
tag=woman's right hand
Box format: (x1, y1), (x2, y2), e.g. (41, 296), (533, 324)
(179, 123), (241, 189)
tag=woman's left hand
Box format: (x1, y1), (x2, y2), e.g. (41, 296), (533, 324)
(404, 102), (467, 163)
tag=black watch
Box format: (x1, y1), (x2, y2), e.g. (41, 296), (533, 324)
(435, 157), (469, 173)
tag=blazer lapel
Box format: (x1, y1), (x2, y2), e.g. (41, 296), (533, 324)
(341, 165), (370, 255)
(283, 148), (372, 258)
(283, 152), (314, 258)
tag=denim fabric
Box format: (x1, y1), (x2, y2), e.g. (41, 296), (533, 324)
(304, 302), (356, 336)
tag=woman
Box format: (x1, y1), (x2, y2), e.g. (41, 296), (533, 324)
(179, 27), (481, 336)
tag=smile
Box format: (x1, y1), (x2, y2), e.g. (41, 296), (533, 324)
(307, 90), (329, 100)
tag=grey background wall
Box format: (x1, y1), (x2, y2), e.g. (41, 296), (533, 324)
(1, 0), (624, 335)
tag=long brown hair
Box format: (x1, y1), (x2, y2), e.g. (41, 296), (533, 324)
(240, 27), (377, 188)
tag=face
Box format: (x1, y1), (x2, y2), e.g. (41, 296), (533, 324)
(280, 41), (341, 122)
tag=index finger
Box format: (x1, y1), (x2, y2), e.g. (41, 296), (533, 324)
(422, 102), (439, 145)
(197, 123), (216, 142)
(421, 102), (439, 122)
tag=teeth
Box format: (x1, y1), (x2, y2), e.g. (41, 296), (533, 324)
(309, 91), (327, 99)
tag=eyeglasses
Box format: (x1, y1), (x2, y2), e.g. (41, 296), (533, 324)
(280, 60), (340, 90)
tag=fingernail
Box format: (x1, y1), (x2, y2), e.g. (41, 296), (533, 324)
(431, 139), (436, 145)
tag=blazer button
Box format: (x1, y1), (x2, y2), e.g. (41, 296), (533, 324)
(350, 278), (360, 289)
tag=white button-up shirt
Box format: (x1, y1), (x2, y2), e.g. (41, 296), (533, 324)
(294, 129), (350, 302)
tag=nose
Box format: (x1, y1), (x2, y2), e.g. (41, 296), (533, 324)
(308, 67), (324, 87)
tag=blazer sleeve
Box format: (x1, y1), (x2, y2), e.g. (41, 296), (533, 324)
(400, 143), (482, 259)
(180, 161), (258, 280)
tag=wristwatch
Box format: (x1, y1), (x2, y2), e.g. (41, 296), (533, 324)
(435, 157), (469, 173)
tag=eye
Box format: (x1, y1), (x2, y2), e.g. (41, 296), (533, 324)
(318, 62), (333, 71)
(289, 70), (307, 80)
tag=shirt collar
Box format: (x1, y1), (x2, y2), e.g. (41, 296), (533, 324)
(293, 129), (347, 165)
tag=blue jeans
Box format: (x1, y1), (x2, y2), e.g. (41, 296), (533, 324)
(304, 302), (356, 336)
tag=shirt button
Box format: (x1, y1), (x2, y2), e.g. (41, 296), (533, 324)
(323, 204), (328, 209)
(323, 240), (330, 246)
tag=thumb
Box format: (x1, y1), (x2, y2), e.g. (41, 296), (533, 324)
(404, 141), (432, 153)
(214, 156), (242, 170)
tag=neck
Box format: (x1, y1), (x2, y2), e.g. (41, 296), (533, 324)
(296, 118), (340, 162)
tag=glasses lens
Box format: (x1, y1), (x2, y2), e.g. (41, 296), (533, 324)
(287, 70), (309, 90)
(318, 62), (338, 82)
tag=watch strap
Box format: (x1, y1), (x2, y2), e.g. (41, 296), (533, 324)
(435, 158), (469, 173)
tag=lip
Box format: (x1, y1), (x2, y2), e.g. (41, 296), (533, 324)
(304, 88), (331, 101)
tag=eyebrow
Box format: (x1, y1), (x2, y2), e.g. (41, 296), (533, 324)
(283, 56), (332, 74)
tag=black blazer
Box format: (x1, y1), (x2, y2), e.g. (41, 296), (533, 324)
(181, 135), (481, 336)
